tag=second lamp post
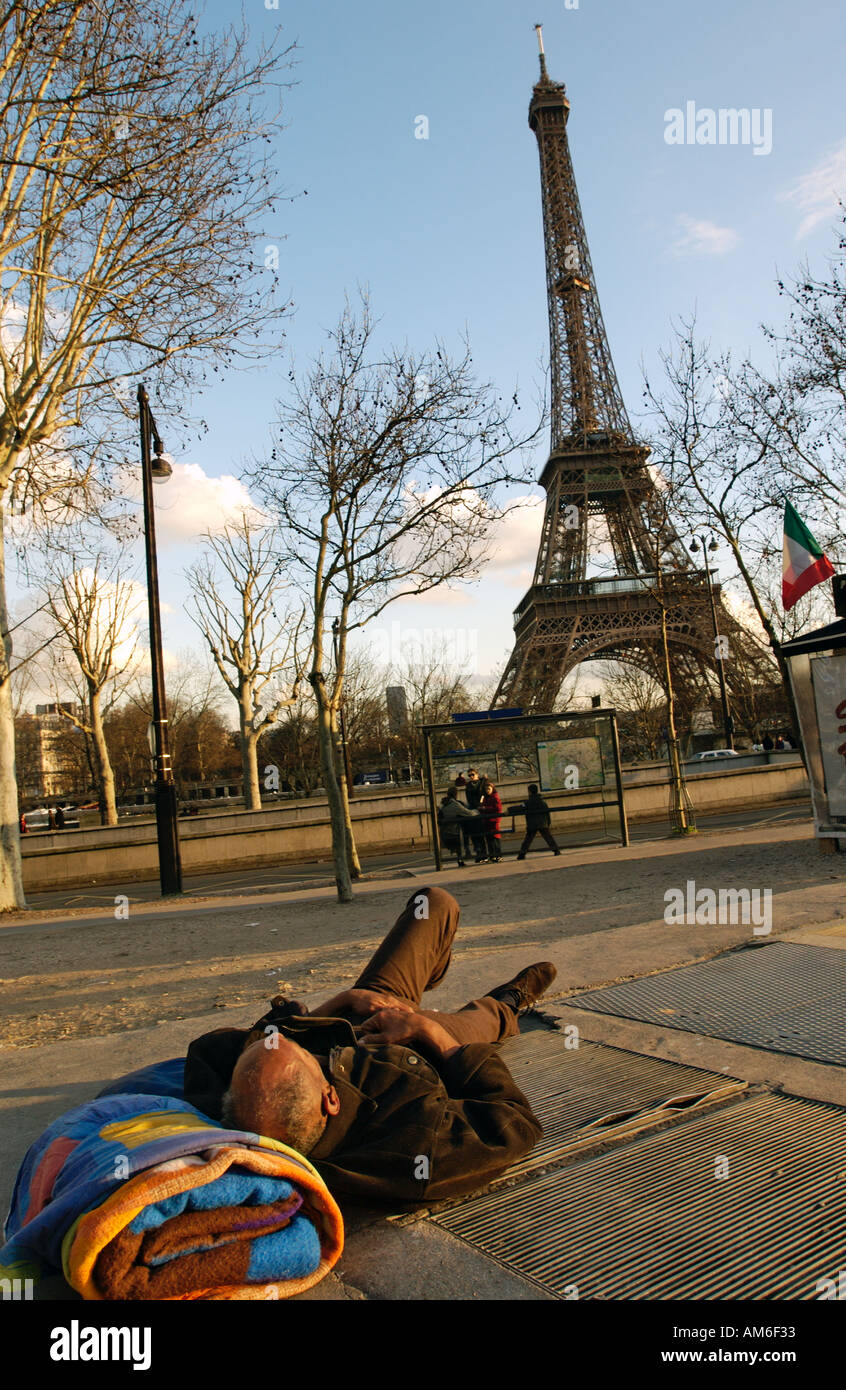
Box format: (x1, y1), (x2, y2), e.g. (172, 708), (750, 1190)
(690, 532), (734, 750)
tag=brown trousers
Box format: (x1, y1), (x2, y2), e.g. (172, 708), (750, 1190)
(351, 886), (519, 1046)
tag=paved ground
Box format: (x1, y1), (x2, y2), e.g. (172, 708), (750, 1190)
(23, 797), (811, 911)
(2, 808), (844, 1302)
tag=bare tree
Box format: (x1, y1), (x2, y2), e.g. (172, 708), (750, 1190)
(600, 662), (666, 760)
(0, 0), (293, 905)
(41, 554), (143, 824)
(384, 640), (474, 769)
(114, 652), (239, 799)
(186, 514), (305, 811)
(247, 293), (544, 901)
(102, 699), (151, 801)
(258, 691), (324, 799)
(762, 208), (846, 524)
(335, 647), (389, 771)
(643, 320), (810, 674)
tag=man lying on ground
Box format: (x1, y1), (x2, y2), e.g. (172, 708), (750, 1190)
(184, 886), (556, 1204)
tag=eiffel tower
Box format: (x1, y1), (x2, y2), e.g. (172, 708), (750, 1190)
(494, 31), (769, 725)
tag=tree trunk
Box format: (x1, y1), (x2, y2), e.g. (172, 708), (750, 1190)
(333, 714), (361, 878)
(89, 685), (118, 827)
(0, 513), (26, 910)
(239, 705), (262, 811)
(314, 691), (352, 902)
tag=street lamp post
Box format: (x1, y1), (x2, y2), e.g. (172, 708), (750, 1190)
(655, 532), (696, 835)
(138, 384), (183, 895)
(331, 618), (354, 797)
(690, 533), (734, 749)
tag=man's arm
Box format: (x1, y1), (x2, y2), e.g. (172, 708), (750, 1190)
(359, 1009), (542, 1200)
(359, 1008), (460, 1058)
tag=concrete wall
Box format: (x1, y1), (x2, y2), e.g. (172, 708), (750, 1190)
(20, 761), (809, 893)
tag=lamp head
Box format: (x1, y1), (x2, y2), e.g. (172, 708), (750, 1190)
(151, 450), (173, 482)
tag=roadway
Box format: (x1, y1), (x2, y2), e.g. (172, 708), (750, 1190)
(24, 798), (812, 912)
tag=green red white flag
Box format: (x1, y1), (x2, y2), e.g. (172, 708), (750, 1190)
(782, 501), (834, 611)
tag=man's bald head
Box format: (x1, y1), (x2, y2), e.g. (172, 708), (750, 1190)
(221, 1036), (337, 1155)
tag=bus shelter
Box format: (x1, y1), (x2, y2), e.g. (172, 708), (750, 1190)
(780, 615), (846, 847)
(421, 708), (628, 870)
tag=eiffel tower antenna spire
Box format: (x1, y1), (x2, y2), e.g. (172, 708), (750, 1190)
(534, 23), (548, 80)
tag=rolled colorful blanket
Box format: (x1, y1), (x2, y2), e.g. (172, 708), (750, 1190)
(1, 1092), (343, 1301)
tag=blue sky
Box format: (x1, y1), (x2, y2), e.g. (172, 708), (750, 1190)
(13, 0), (846, 703)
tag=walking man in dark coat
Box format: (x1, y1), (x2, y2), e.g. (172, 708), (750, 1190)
(510, 784), (561, 859)
(183, 886), (555, 1203)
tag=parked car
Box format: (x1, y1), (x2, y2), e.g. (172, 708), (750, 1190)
(20, 804), (80, 831)
(689, 748), (741, 762)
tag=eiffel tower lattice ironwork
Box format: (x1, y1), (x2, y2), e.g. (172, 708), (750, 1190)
(494, 33), (769, 722)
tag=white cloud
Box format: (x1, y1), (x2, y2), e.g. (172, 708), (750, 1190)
(0, 299), (26, 355)
(400, 584), (474, 609)
(483, 493), (545, 574)
(389, 485), (545, 591)
(134, 461), (262, 546)
(670, 215), (740, 258)
(780, 140), (846, 238)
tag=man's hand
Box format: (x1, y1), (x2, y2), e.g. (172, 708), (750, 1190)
(343, 989), (415, 1017)
(268, 995), (308, 1016)
(310, 988), (415, 1019)
(359, 1006), (424, 1046)
(360, 1009), (460, 1059)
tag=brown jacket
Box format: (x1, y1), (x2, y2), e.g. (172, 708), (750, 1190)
(184, 1006), (542, 1204)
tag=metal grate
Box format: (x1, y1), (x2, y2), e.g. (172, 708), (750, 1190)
(568, 942), (846, 1067)
(500, 1028), (744, 1179)
(434, 1092), (846, 1299)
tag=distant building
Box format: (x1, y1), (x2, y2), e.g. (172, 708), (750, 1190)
(386, 686), (409, 733)
(15, 705), (85, 801)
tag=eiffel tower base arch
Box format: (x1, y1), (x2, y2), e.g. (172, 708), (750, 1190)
(494, 581), (775, 734)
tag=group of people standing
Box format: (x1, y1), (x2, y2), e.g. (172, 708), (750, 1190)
(438, 768), (503, 866)
(437, 768), (562, 868)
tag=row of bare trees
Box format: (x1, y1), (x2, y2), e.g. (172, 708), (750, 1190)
(14, 657), (242, 808)
(0, 0), (295, 907)
(13, 594), (483, 813)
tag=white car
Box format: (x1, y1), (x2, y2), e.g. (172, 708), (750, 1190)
(690, 748), (741, 762)
(21, 805), (79, 830)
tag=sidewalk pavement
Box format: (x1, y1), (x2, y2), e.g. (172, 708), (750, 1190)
(2, 832), (845, 1301)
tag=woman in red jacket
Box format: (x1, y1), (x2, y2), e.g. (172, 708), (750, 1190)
(479, 780), (504, 862)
